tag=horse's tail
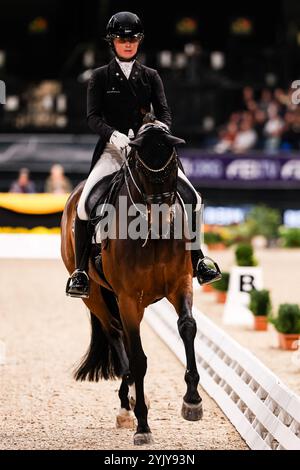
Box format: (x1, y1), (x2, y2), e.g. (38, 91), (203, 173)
(74, 311), (128, 382)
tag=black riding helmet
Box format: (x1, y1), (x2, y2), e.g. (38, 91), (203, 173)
(106, 11), (144, 60)
(106, 11), (144, 40)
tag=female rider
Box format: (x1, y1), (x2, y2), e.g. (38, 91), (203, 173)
(66, 11), (221, 298)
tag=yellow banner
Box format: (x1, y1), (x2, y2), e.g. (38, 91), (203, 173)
(0, 193), (70, 214)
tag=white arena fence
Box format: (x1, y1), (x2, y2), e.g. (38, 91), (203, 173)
(145, 299), (300, 450)
(0, 234), (61, 259)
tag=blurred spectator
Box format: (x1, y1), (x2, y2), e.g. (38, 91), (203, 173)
(44, 164), (72, 194)
(263, 103), (284, 152)
(274, 88), (289, 109)
(232, 119), (257, 153)
(258, 88), (273, 113)
(281, 111), (300, 150)
(229, 112), (240, 125)
(242, 86), (257, 113)
(254, 109), (267, 150)
(214, 122), (238, 153)
(242, 86), (255, 103)
(214, 85), (300, 153)
(245, 99), (257, 113)
(9, 168), (36, 193)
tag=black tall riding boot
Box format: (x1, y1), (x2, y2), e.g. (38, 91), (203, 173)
(66, 215), (92, 298)
(177, 179), (222, 285)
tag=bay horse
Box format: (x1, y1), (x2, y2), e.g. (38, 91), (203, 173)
(61, 123), (203, 445)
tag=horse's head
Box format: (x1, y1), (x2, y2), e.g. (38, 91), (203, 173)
(129, 123), (185, 206)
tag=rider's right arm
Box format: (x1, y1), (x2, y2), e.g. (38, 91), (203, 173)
(87, 69), (115, 141)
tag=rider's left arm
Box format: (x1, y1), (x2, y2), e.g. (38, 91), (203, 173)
(150, 71), (172, 129)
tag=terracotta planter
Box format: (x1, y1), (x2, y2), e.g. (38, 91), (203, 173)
(202, 284), (214, 293)
(216, 291), (227, 304)
(207, 243), (226, 251)
(278, 333), (300, 351)
(253, 316), (268, 331)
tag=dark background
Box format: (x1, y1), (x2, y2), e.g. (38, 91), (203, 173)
(1, 0), (300, 216)
(0, 0), (298, 81)
(1, 0), (300, 137)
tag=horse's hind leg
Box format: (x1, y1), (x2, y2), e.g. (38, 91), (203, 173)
(169, 288), (203, 421)
(118, 295), (153, 446)
(116, 374), (135, 430)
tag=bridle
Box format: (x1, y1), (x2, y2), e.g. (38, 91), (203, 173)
(123, 124), (179, 244)
(128, 123), (179, 205)
(135, 149), (178, 204)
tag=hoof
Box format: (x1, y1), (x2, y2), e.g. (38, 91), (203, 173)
(134, 432), (154, 446)
(116, 409), (135, 430)
(181, 400), (203, 421)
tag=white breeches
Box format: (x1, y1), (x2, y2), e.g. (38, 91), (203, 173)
(77, 144), (202, 220)
(77, 144), (125, 220)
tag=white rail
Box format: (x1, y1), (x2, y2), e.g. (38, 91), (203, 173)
(0, 234), (61, 259)
(145, 298), (300, 450)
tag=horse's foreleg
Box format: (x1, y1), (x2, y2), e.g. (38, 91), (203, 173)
(169, 289), (203, 421)
(119, 296), (153, 445)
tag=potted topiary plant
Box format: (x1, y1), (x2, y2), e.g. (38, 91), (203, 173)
(279, 227), (300, 248)
(235, 243), (257, 267)
(204, 231), (225, 250)
(213, 272), (230, 303)
(269, 304), (300, 350)
(248, 289), (271, 331)
(244, 205), (281, 247)
(202, 282), (214, 293)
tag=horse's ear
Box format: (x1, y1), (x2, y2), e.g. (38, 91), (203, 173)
(164, 134), (186, 146)
(129, 136), (144, 148)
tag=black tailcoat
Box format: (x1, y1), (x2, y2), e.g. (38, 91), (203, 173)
(87, 58), (172, 173)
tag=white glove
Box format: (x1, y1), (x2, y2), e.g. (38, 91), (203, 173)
(109, 131), (130, 154)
